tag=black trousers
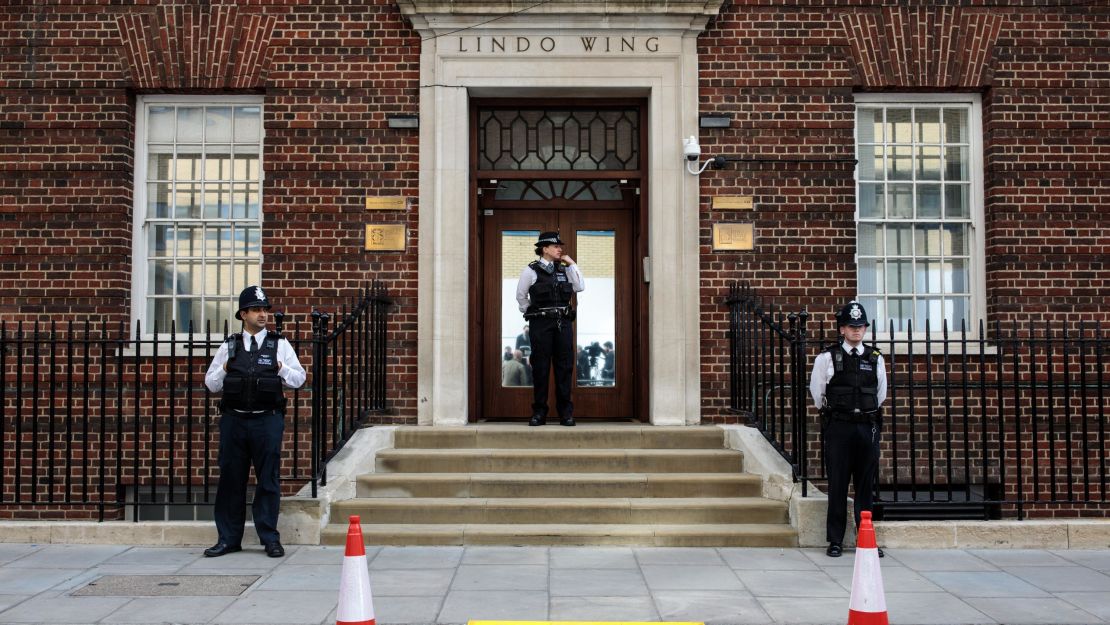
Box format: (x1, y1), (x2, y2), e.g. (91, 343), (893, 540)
(823, 418), (881, 544)
(214, 410), (285, 546)
(528, 316), (574, 418)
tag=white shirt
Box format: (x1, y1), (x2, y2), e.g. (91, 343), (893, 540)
(516, 259), (585, 313)
(809, 342), (887, 409)
(204, 328), (306, 393)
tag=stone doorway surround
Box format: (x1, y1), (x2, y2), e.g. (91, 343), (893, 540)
(400, 1), (726, 426)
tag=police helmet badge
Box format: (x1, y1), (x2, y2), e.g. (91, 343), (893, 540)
(837, 300), (869, 327)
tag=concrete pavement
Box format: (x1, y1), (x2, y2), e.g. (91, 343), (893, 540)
(0, 543), (1109, 624)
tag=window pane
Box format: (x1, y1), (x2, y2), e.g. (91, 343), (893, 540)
(916, 108), (941, 143)
(950, 297), (969, 328)
(943, 224), (968, 255)
(858, 223), (883, 256)
(175, 183), (201, 219)
(944, 109), (968, 143)
(889, 184), (913, 218)
(918, 184), (941, 218)
(887, 109), (911, 143)
(888, 298), (913, 330)
(205, 148), (231, 181)
(888, 224), (912, 255)
(916, 298), (947, 330)
(945, 146), (969, 181)
(175, 224), (202, 257)
(576, 230), (615, 388)
(177, 261), (201, 295)
(204, 183), (231, 219)
(889, 146), (913, 181)
(176, 298), (201, 331)
(859, 146), (884, 180)
(917, 146), (941, 180)
(148, 224), (172, 257)
(916, 259), (943, 294)
(147, 146), (173, 180)
(499, 230), (538, 388)
(238, 226), (261, 257)
(915, 224), (942, 256)
(858, 259), (883, 293)
(177, 108), (203, 142)
(858, 108), (881, 143)
(948, 258), (968, 293)
(149, 261), (174, 295)
(206, 107), (232, 142)
(233, 152), (259, 181)
(859, 183), (884, 218)
(945, 184), (969, 218)
(206, 225), (232, 257)
(204, 299), (233, 332)
(148, 182), (171, 218)
(886, 259), (912, 293)
(176, 150), (202, 180)
(148, 106), (175, 142)
(148, 299), (173, 332)
(234, 106), (261, 142)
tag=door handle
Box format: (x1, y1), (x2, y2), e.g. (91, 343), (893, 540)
(642, 256), (651, 283)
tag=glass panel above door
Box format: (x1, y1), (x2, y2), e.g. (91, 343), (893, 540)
(575, 230), (615, 387)
(478, 108), (640, 171)
(493, 180), (622, 202)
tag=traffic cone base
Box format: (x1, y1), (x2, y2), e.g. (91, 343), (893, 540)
(337, 515), (376, 625)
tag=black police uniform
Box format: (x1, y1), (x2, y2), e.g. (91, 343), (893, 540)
(525, 257), (576, 424)
(822, 341), (882, 546)
(214, 330), (287, 551)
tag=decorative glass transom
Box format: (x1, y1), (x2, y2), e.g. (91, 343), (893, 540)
(478, 108), (640, 171)
(493, 180), (622, 202)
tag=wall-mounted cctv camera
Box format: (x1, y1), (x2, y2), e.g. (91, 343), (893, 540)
(683, 136), (701, 161)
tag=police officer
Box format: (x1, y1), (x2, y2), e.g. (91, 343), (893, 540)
(515, 232), (584, 426)
(203, 286), (305, 557)
(809, 301), (887, 558)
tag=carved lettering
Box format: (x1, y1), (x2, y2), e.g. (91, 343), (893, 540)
(455, 35), (663, 54)
(645, 36), (659, 52)
(516, 36), (530, 52)
(581, 36), (596, 51)
(458, 36), (467, 52)
(621, 37), (635, 52)
(491, 36), (505, 52)
(540, 37), (555, 52)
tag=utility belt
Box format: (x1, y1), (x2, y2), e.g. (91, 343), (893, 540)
(524, 306), (575, 321)
(828, 409), (881, 424)
(225, 408), (279, 419)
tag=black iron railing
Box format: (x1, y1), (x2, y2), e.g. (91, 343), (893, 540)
(726, 281), (1110, 518)
(0, 284), (391, 519)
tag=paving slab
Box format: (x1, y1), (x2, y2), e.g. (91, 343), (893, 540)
(0, 594), (30, 613)
(549, 546), (638, 569)
(755, 596), (845, 625)
(968, 549), (1073, 567)
(462, 546), (548, 565)
(801, 548), (856, 568)
(1051, 549), (1110, 572)
(641, 564), (744, 591)
(964, 596), (1104, 624)
(654, 590), (770, 624)
(549, 595), (659, 621)
(176, 551), (286, 573)
(437, 590), (548, 623)
(736, 569), (847, 597)
(210, 589), (337, 624)
(719, 547), (820, 570)
(53, 563), (200, 592)
(368, 568), (455, 596)
(890, 549), (999, 571)
(882, 592), (996, 624)
(0, 544), (43, 565)
(99, 596), (237, 624)
(1055, 592), (1110, 621)
(1005, 566), (1110, 592)
(373, 595), (445, 624)
(450, 564), (547, 591)
(3, 544), (129, 569)
(634, 546), (726, 566)
(102, 546), (206, 567)
(285, 545), (365, 565)
(549, 568), (649, 596)
(923, 571), (1051, 597)
(0, 567), (85, 595)
(825, 563), (943, 593)
(0, 592), (131, 623)
(370, 546), (464, 569)
(255, 564), (342, 591)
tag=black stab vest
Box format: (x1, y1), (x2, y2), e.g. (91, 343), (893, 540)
(825, 344), (880, 414)
(220, 332), (286, 412)
(527, 260), (574, 312)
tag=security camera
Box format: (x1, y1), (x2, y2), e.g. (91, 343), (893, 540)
(683, 136), (701, 161)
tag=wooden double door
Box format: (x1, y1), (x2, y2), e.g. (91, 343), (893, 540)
(476, 191), (641, 420)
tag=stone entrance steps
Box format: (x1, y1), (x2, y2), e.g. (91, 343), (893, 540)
(320, 425), (798, 547)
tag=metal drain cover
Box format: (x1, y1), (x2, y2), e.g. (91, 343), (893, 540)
(74, 575), (259, 597)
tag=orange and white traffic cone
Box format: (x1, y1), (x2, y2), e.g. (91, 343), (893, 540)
(337, 515), (375, 625)
(847, 511), (888, 625)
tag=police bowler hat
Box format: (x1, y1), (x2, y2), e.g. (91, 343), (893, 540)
(836, 301), (870, 327)
(236, 285), (272, 320)
(535, 231), (564, 249)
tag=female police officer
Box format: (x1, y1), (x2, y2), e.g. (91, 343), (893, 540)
(203, 286), (305, 557)
(515, 232), (585, 426)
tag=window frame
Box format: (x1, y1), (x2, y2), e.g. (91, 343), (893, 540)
(853, 93), (986, 338)
(131, 94), (265, 338)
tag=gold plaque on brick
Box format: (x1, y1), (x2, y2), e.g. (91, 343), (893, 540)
(712, 195), (754, 210)
(364, 224), (406, 251)
(712, 222), (754, 251)
(365, 196), (406, 211)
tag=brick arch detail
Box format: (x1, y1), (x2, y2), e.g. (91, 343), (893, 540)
(115, 6), (277, 90)
(840, 8), (1004, 89)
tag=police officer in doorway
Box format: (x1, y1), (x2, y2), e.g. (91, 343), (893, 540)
(809, 301), (887, 558)
(516, 232), (585, 426)
(203, 286), (306, 557)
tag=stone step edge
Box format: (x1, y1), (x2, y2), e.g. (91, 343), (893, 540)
(357, 472), (762, 482)
(376, 448), (743, 456)
(320, 523), (799, 543)
(332, 496), (785, 510)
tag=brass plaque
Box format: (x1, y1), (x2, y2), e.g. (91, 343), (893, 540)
(712, 195), (754, 210)
(712, 222), (754, 251)
(364, 224), (406, 251)
(365, 196), (406, 211)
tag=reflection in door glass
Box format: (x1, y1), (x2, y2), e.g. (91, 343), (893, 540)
(575, 230), (615, 387)
(501, 231), (539, 387)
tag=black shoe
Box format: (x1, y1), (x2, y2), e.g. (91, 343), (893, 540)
(877, 547), (885, 558)
(826, 542), (842, 558)
(528, 414), (546, 426)
(263, 542), (285, 558)
(560, 416), (576, 426)
(203, 542), (242, 558)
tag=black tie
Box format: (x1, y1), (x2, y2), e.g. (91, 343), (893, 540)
(851, 348), (859, 357)
(249, 336), (258, 354)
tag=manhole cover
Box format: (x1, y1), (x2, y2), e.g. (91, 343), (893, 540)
(73, 575), (259, 597)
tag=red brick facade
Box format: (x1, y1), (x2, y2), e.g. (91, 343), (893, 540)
(1, 2), (1107, 516)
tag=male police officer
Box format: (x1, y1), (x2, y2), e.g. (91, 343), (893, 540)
(203, 286), (305, 557)
(809, 301), (887, 558)
(516, 232), (584, 426)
